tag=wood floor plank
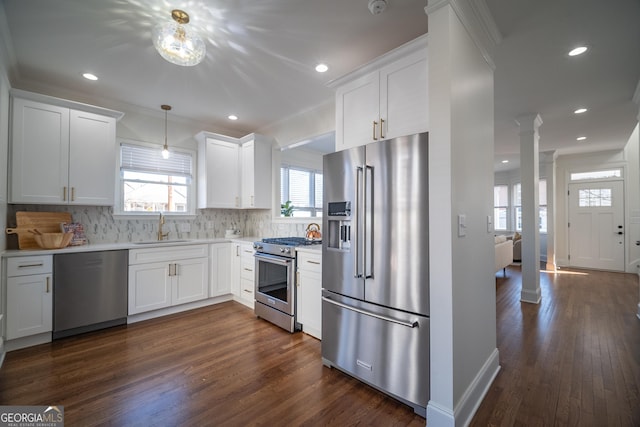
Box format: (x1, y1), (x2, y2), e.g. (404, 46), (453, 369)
(1, 265), (639, 426)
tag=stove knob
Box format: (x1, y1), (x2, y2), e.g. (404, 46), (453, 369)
(280, 248), (285, 253)
(285, 248), (291, 254)
(253, 244), (263, 250)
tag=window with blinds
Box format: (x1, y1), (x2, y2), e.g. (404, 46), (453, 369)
(119, 142), (194, 214)
(280, 165), (322, 217)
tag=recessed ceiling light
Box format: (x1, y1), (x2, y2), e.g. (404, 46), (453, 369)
(315, 63), (329, 73)
(576, 136), (587, 141)
(574, 108), (588, 114)
(568, 46), (588, 56)
(501, 160), (509, 164)
(228, 115), (238, 121)
(82, 73), (98, 81)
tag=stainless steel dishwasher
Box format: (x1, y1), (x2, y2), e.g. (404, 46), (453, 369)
(53, 250), (128, 339)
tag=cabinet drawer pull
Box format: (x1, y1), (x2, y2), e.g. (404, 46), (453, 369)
(71, 187), (75, 201)
(243, 267), (253, 272)
(251, 195), (254, 206)
(380, 118), (385, 139)
(297, 271), (300, 287)
(372, 120), (378, 140)
(46, 277), (50, 293)
(306, 260), (321, 265)
(18, 263), (44, 268)
(243, 289), (252, 294)
(63, 186), (67, 201)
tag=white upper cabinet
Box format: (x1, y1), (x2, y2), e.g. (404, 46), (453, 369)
(332, 35), (428, 150)
(9, 90), (123, 205)
(196, 132), (272, 209)
(197, 136), (240, 209)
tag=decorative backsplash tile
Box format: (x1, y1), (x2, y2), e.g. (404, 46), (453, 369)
(5, 205), (310, 249)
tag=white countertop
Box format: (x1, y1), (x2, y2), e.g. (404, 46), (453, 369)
(1, 238), (234, 258)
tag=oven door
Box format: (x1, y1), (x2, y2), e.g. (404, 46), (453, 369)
(254, 252), (295, 315)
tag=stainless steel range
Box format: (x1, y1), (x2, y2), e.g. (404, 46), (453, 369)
(253, 237), (321, 332)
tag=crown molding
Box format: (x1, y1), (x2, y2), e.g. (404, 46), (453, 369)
(0, 2), (18, 82)
(425, 0), (501, 70)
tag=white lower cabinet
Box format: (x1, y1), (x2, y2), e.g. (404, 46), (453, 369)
(296, 251), (322, 339)
(230, 241), (255, 308)
(209, 242), (231, 297)
(128, 245), (209, 315)
(5, 255), (53, 340)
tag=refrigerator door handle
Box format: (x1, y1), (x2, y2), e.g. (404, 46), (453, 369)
(322, 296), (419, 328)
(354, 166), (364, 278)
(365, 165), (374, 279)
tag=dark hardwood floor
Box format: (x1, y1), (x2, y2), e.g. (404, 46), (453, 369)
(472, 266), (640, 426)
(1, 266), (639, 426)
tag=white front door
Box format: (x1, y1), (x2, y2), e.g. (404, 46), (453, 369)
(568, 180), (624, 271)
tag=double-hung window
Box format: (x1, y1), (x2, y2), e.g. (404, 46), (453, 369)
(514, 179), (547, 232)
(493, 185), (509, 230)
(280, 165), (323, 217)
(118, 141), (194, 215)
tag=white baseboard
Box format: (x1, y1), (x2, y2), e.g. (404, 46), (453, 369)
(521, 288), (541, 304)
(455, 348), (501, 426)
(5, 332), (51, 352)
(427, 348), (500, 427)
(128, 294), (233, 324)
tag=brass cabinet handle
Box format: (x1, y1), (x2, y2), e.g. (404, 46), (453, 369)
(63, 186), (67, 201)
(251, 195), (254, 206)
(297, 271), (301, 287)
(46, 276), (50, 293)
(372, 121), (378, 140)
(18, 263), (44, 268)
(71, 187), (75, 201)
(307, 260), (321, 265)
(380, 118), (385, 139)
(235, 196), (239, 207)
(243, 267), (253, 272)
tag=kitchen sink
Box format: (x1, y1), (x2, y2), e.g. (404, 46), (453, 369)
(133, 239), (191, 245)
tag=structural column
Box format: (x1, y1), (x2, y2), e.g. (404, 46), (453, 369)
(517, 113), (542, 304)
(634, 81), (640, 320)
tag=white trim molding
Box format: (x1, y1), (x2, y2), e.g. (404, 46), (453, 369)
(633, 79), (640, 121)
(425, 0), (502, 70)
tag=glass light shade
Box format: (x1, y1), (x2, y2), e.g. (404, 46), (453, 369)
(152, 21), (206, 66)
(162, 144), (170, 159)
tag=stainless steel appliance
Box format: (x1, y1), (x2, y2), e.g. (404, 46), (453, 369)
(53, 250), (128, 339)
(253, 237), (321, 332)
(321, 132), (430, 417)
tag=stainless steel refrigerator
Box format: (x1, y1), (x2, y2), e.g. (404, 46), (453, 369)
(321, 132), (429, 417)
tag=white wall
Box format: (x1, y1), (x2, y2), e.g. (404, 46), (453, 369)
(427, 3), (498, 426)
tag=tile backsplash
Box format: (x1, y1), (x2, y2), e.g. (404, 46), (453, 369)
(6, 205), (312, 249)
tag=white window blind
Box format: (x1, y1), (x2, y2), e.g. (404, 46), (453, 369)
(121, 143), (192, 177)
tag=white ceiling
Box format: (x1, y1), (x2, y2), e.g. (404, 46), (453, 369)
(1, 0), (639, 168)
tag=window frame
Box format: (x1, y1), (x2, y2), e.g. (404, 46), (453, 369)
(493, 184), (509, 231)
(280, 164), (323, 218)
(513, 179), (547, 233)
(114, 139), (196, 219)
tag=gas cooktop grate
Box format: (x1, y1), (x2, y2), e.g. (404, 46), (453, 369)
(261, 237), (321, 246)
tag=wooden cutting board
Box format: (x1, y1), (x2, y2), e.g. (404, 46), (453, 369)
(6, 211), (72, 249)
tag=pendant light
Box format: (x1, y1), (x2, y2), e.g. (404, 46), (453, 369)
(161, 104), (171, 159)
(153, 9), (206, 67)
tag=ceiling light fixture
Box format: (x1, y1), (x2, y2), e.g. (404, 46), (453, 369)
(82, 73), (98, 81)
(574, 108), (588, 114)
(161, 104), (171, 159)
(568, 46), (588, 56)
(228, 114), (238, 121)
(315, 63), (329, 73)
(501, 160), (509, 164)
(576, 136), (587, 141)
(153, 9), (206, 67)
(368, 0), (388, 15)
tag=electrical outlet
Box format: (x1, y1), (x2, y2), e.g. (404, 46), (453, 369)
(180, 223), (191, 232)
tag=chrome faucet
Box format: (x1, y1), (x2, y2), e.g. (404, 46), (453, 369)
(158, 213), (169, 241)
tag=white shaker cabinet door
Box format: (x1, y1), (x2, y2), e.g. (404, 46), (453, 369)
(199, 138), (240, 209)
(6, 274), (53, 340)
(379, 50), (428, 141)
(10, 98), (69, 204)
(335, 72), (379, 150)
(68, 109), (116, 205)
(128, 262), (172, 314)
(173, 257), (209, 305)
(210, 243), (231, 297)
